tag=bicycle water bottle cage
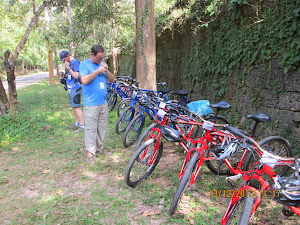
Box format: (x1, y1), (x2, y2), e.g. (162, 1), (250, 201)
(212, 141), (239, 160)
(160, 125), (183, 142)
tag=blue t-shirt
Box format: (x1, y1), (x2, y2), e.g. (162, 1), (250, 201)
(66, 59), (81, 90)
(79, 59), (107, 107)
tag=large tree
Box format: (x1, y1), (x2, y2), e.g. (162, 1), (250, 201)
(135, 0), (156, 90)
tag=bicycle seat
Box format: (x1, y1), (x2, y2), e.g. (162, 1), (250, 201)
(209, 101), (231, 110)
(246, 113), (271, 123)
(158, 88), (170, 94)
(170, 90), (189, 96)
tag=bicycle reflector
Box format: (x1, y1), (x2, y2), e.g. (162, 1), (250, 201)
(212, 141), (239, 160)
(160, 125), (183, 142)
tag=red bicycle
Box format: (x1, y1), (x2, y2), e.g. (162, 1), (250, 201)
(124, 101), (230, 187)
(221, 126), (299, 224)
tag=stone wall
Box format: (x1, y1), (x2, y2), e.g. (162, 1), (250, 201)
(154, 29), (299, 151)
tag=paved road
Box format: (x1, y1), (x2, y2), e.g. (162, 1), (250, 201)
(2, 72), (50, 92)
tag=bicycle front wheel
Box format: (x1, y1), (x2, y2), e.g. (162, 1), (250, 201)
(117, 97), (133, 117)
(115, 105), (135, 134)
(135, 122), (158, 151)
(225, 196), (254, 225)
(169, 151), (200, 215)
(123, 113), (145, 147)
(107, 92), (117, 112)
(124, 138), (163, 187)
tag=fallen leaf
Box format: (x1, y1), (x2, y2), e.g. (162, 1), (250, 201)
(143, 209), (155, 216)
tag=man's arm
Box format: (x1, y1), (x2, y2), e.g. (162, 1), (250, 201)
(80, 65), (107, 85)
(65, 61), (79, 79)
(68, 69), (79, 79)
(106, 70), (116, 83)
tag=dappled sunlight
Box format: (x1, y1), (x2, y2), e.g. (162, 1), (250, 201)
(40, 194), (57, 204)
(82, 170), (98, 179)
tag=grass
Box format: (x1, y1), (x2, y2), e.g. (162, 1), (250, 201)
(0, 81), (299, 224)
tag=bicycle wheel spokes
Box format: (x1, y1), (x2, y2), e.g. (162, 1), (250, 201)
(124, 139), (163, 187)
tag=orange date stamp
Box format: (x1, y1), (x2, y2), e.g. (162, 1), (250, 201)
(209, 189), (280, 198)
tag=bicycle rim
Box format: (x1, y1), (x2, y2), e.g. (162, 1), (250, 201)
(124, 139), (163, 187)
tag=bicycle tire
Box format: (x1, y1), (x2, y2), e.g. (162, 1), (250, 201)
(169, 151), (200, 215)
(117, 97), (133, 117)
(124, 138), (163, 187)
(225, 196), (254, 225)
(135, 123), (157, 151)
(243, 136), (292, 177)
(202, 115), (231, 175)
(123, 113), (145, 147)
(115, 105), (135, 134)
(108, 92), (117, 112)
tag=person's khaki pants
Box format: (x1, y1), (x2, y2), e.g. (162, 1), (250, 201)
(83, 102), (108, 155)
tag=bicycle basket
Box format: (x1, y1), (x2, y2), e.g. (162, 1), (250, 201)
(187, 100), (212, 116)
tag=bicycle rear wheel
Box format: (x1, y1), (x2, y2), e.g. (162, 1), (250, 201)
(123, 113), (145, 147)
(124, 138), (163, 187)
(204, 115), (232, 175)
(169, 151), (200, 215)
(244, 136), (292, 176)
(115, 105), (135, 134)
(224, 196), (254, 225)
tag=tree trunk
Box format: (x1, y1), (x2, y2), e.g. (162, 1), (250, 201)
(135, 0), (156, 91)
(53, 45), (60, 81)
(21, 59), (24, 75)
(47, 39), (54, 86)
(4, 50), (18, 116)
(111, 0), (118, 74)
(0, 76), (9, 115)
(66, 0), (75, 56)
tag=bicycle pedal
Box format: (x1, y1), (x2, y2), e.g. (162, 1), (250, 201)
(226, 178), (236, 187)
(226, 174), (242, 187)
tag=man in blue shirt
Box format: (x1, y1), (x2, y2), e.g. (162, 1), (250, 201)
(79, 45), (115, 162)
(59, 51), (84, 132)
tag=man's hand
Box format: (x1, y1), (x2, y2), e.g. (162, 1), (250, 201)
(96, 61), (108, 73)
(64, 61), (70, 70)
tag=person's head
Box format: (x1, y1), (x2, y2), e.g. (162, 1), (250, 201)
(59, 51), (70, 62)
(91, 44), (105, 64)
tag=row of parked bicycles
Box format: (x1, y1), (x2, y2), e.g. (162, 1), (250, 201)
(107, 76), (299, 224)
